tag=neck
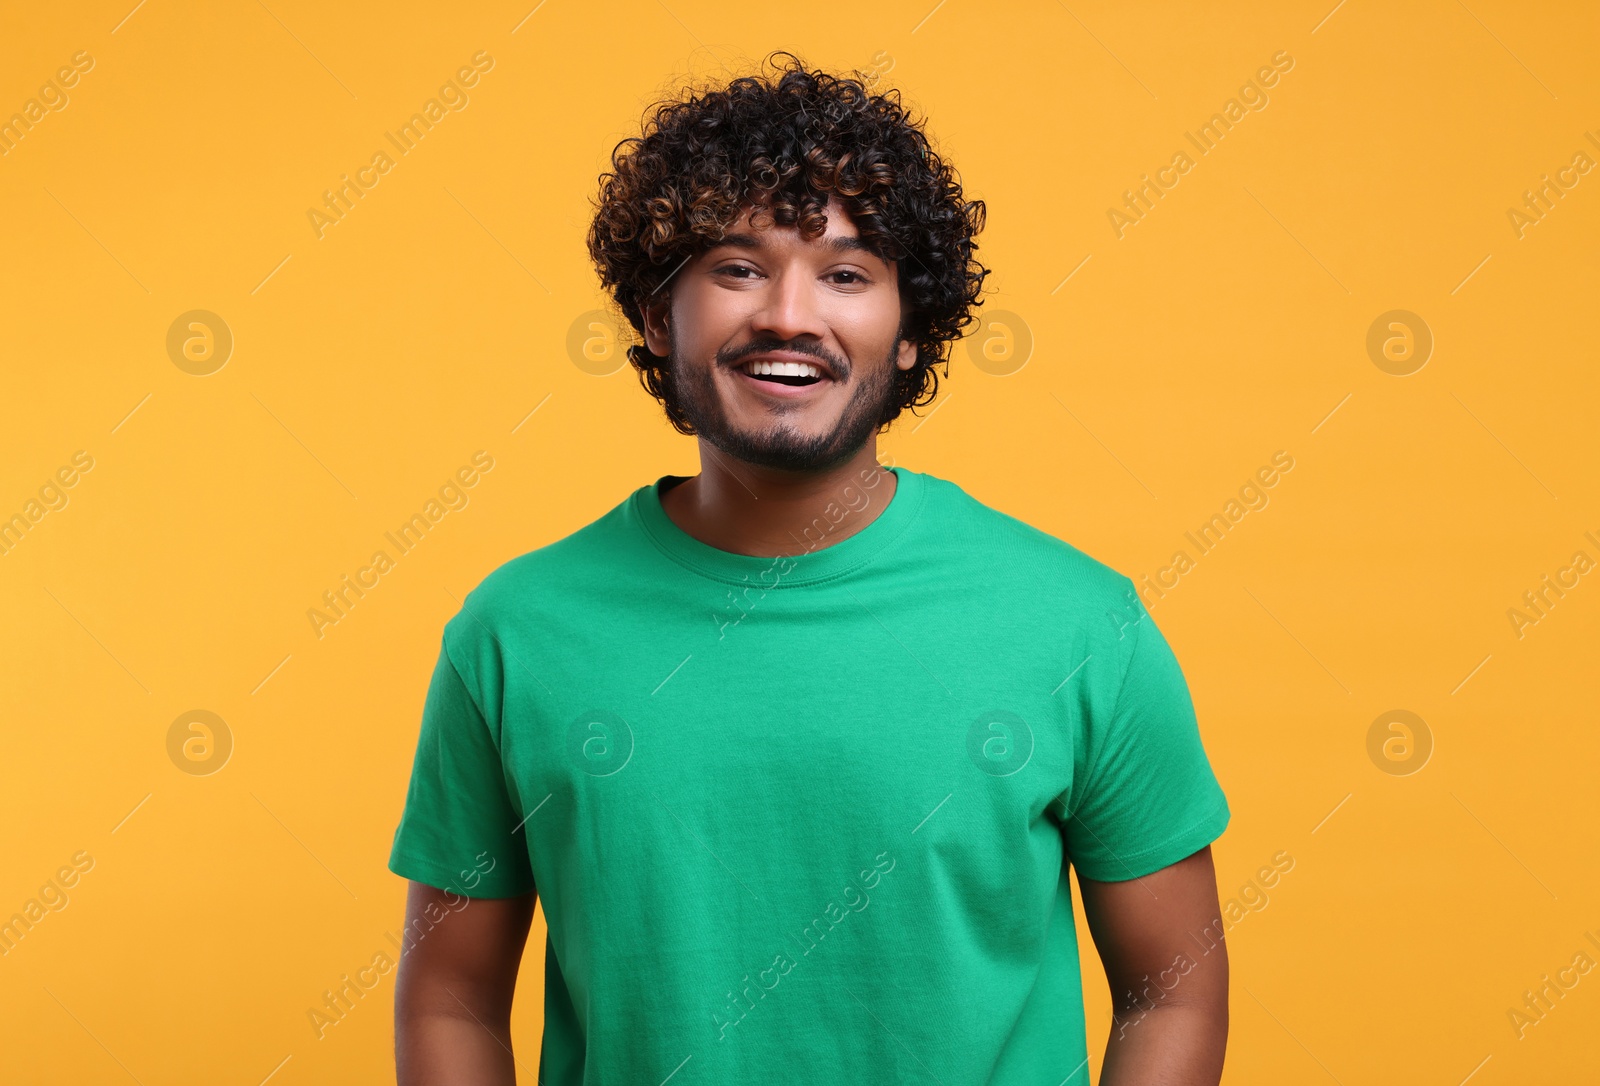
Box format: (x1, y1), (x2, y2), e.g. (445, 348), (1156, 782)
(660, 438), (897, 558)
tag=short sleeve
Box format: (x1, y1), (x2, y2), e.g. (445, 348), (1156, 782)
(387, 636), (537, 898)
(1061, 604), (1230, 882)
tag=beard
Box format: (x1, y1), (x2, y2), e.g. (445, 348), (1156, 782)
(662, 327), (902, 473)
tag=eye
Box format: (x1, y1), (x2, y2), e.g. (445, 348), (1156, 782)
(714, 264), (760, 280)
(828, 269), (871, 285)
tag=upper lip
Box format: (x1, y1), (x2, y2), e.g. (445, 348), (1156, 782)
(736, 351), (838, 381)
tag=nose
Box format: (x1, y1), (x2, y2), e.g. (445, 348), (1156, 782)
(750, 262), (827, 344)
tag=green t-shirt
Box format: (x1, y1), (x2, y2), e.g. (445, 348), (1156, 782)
(388, 464), (1229, 1084)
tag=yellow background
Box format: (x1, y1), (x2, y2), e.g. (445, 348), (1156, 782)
(3, 0), (1597, 1082)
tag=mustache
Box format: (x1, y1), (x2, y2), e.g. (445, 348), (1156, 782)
(718, 339), (850, 379)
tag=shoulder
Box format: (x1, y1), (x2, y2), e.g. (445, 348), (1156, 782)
(915, 469), (1140, 616)
(911, 469), (1154, 687)
(441, 485), (641, 661)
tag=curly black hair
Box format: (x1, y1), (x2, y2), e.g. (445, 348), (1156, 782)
(586, 51), (989, 434)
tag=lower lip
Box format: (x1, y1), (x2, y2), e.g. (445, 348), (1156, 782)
(734, 368), (836, 399)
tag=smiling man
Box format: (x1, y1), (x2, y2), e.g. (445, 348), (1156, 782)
(388, 52), (1231, 1085)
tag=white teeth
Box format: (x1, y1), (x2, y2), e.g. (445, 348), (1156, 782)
(747, 360), (823, 378)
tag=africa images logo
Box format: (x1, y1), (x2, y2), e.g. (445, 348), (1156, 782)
(712, 850), (897, 1042)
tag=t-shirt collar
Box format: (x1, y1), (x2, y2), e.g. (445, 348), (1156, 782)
(631, 465), (924, 587)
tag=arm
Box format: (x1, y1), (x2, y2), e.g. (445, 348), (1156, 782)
(1078, 845), (1228, 1085)
(394, 880), (537, 1086)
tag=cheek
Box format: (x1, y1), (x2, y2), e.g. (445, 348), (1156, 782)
(832, 301), (906, 364)
(673, 287), (751, 351)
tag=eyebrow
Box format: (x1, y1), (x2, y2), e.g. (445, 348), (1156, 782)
(709, 232), (882, 259)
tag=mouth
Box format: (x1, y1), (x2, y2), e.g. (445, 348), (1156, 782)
(732, 354), (839, 395)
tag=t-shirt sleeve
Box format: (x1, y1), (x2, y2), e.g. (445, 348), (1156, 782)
(1061, 601), (1230, 882)
(387, 634), (537, 898)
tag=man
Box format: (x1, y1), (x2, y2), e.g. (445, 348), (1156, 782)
(389, 52), (1230, 1084)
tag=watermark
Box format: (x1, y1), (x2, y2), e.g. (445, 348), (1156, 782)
(711, 454), (897, 639)
(1189, 849), (1295, 951)
(1117, 849), (1293, 1038)
(566, 709), (633, 776)
(966, 709), (1033, 776)
(712, 850), (896, 1041)
(853, 51), (895, 90)
(965, 309), (1032, 376)
(566, 309), (630, 375)
(1108, 51), (1295, 239)
(1506, 535), (1596, 640)
(1506, 931), (1600, 1040)
(395, 852), (495, 942)
(1506, 135), (1598, 239)
(1365, 310), (1431, 376)
(1113, 951), (1199, 1040)
(0, 850), (94, 957)
(307, 951), (397, 1039)
(0, 451), (95, 558)
(307, 451), (495, 639)
(167, 710), (233, 776)
(307, 51), (495, 239)
(1106, 584), (1146, 641)
(1136, 451), (1295, 608)
(311, 851), (496, 1037)
(1366, 710), (1431, 776)
(0, 51), (94, 159)
(166, 310), (233, 375)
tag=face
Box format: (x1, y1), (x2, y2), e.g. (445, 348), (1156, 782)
(641, 195), (918, 473)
